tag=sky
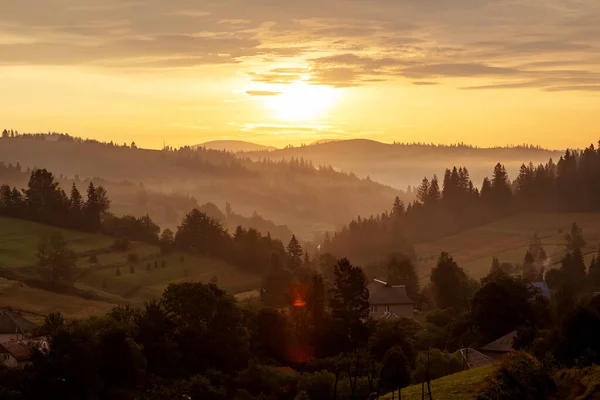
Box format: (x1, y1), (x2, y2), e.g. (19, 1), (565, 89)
(1, 0), (599, 149)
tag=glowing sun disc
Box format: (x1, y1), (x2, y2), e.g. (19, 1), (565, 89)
(263, 82), (339, 122)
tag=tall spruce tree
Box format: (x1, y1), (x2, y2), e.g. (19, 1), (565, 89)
(287, 234), (303, 268)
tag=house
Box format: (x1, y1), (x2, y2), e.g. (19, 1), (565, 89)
(480, 330), (517, 361)
(530, 282), (550, 299)
(367, 279), (414, 319)
(0, 309), (37, 343)
(0, 341), (33, 368)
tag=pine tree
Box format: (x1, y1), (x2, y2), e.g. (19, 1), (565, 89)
(426, 175), (441, 205)
(287, 235), (303, 268)
(329, 258), (369, 347)
(417, 177), (430, 204)
(565, 222), (586, 252)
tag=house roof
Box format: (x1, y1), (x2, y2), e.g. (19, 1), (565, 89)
(480, 330), (517, 353)
(0, 341), (32, 362)
(0, 310), (37, 334)
(530, 282), (550, 299)
(368, 281), (412, 305)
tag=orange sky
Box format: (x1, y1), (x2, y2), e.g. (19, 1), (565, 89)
(1, 0), (599, 149)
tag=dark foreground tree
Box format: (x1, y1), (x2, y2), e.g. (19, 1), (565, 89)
(329, 258), (369, 348)
(36, 232), (76, 286)
(430, 252), (475, 312)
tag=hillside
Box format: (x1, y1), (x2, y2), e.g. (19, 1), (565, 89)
(382, 365), (495, 399)
(0, 135), (404, 238)
(243, 139), (564, 189)
(197, 140), (277, 152)
(413, 212), (600, 282)
(0, 216), (262, 316)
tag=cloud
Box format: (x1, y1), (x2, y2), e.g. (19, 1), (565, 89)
(545, 85), (600, 92)
(400, 63), (521, 79)
(0, 0), (599, 92)
(246, 90), (282, 96)
(412, 81), (439, 85)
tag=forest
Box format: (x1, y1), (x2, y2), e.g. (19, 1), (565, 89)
(2, 134), (600, 399)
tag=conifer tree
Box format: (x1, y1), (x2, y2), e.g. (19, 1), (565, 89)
(287, 235), (303, 268)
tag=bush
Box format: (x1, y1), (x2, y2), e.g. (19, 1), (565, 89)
(298, 371), (335, 400)
(89, 254), (98, 264)
(294, 391), (311, 400)
(112, 238), (130, 252)
(127, 253), (139, 264)
(411, 348), (463, 383)
(116, 266), (121, 277)
(477, 351), (556, 400)
(554, 365), (600, 400)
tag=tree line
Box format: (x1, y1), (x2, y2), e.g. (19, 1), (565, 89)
(324, 141), (600, 267)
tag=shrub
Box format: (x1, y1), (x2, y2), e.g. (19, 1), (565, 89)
(298, 371), (335, 400)
(111, 237), (130, 252)
(412, 348), (463, 383)
(477, 351), (555, 400)
(127, 253), (139, 264)
(116, 266), (121, 277)
(294, 391), (311, 400)
(89, 254), (98, 264)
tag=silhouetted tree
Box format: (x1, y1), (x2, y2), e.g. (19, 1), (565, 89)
(36, 232), (76, 287)
(430, 252), (475, 312)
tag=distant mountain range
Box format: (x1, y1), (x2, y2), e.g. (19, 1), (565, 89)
(240, 139), (565, 189)
(196, 140), (277, 153)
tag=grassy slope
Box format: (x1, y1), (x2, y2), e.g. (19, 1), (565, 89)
(382, 365), (495, 400)
(78, 252), (262, 305)
(0, 216), (262, 315)
(415, 212), (600, 281)
(0, 216), (113, 267)
(0, 277), (113, 319)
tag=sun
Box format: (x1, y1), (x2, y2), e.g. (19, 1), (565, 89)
(263, 82), (339, 122)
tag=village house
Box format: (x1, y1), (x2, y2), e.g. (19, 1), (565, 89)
(0, 309), (37, 343)
(367, 279), (414, 319)
(480, 330), (517, 361)
(0, 341), (33, 368)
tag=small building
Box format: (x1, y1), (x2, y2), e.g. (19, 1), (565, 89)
(530, 282), (550, 299)
(480, 330), (517, 361)
(367, 279), (414, 319)
(0, 309), (37, 343)
(0, 341), (33, 368)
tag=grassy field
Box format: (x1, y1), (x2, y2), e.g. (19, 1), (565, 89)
(78, 252), (263, 304)
(0, 216), (263, 317)
(0, 216), (114, 268)
(0, 277), (114, 319)
(382, 365), (496, 400)
(415, 213), (600, 281)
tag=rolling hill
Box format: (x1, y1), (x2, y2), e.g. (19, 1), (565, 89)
(413, 212), (600, 282)
(243, 139), (564, 190)
(382, 365), (495, 399)
(0, 135), (405, 239)
(0, 216), (263, 318)
(197, 140), (278, 152)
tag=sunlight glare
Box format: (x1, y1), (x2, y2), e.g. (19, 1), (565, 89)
(263, 82), (339, 122)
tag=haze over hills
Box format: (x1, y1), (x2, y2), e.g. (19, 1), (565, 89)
(0, 134), (404, 239)
(197, 140), (277, 153)
(243, 139), (565, 189)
